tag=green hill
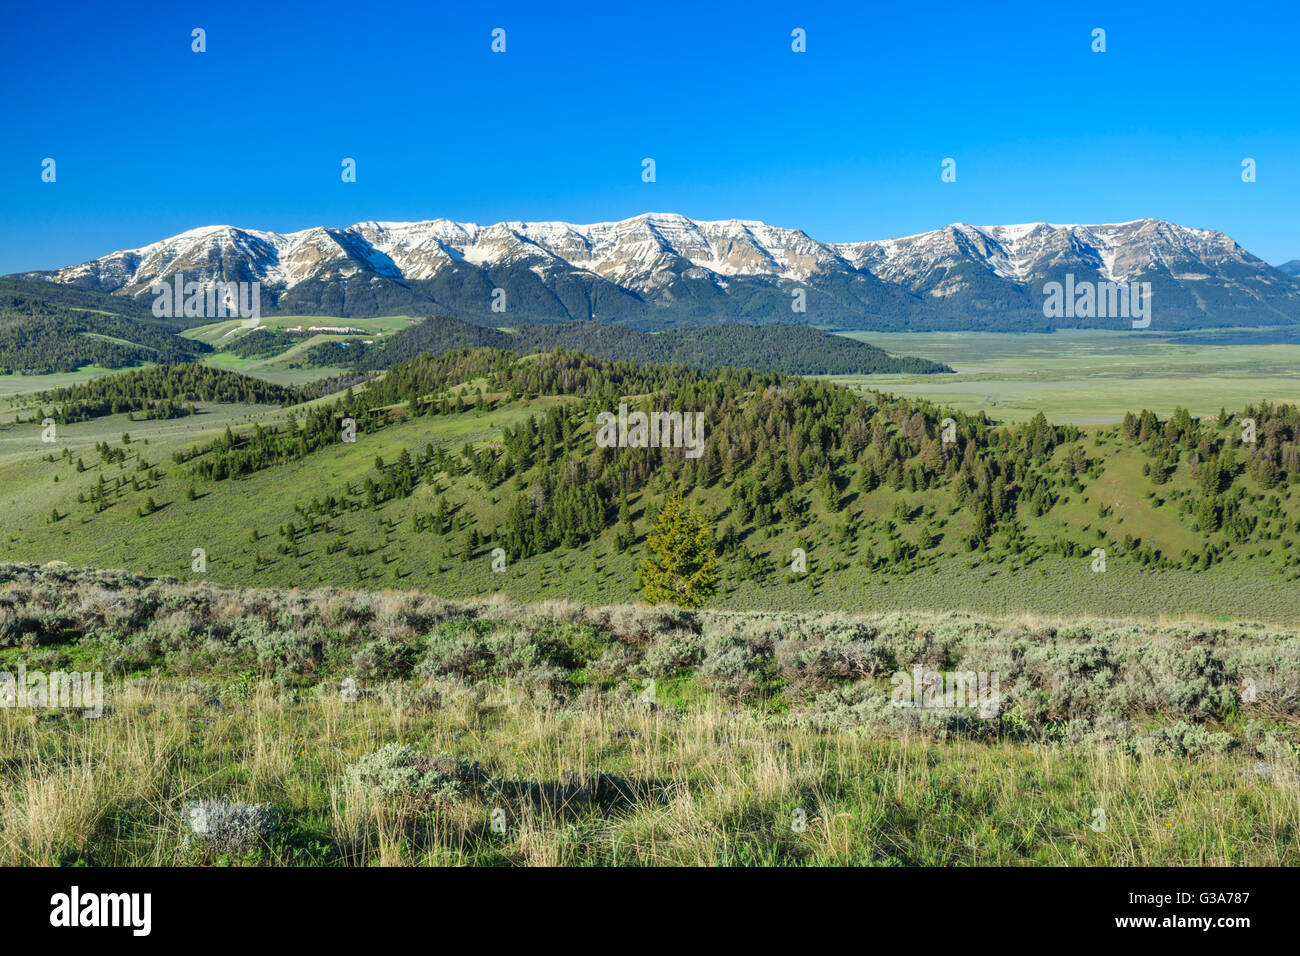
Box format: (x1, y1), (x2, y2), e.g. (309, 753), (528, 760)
(0, 278), (209, 373)
(314, 314), (952, 376)
(30, 363), (302, 423)
(0, 276), (157, 320)
(3, 347), (1299, 621)
(510, 321), (952, 374)
(345, 314), (511, 369)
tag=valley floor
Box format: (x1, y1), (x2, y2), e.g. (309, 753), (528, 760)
(832, 329), (1300, 424)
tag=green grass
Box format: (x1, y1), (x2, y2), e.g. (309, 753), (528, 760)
(182, 314), (426, 386)
(9, 690), (1293, 866)
(0, 365), (141, 403)
(830, 329), (1300, 424)
(180, 313), (422, 347)
(2, 567), (1296, 867)
(198, 349), (350, 386)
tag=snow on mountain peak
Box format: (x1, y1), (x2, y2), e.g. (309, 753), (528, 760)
(35, 214), (1262, 300)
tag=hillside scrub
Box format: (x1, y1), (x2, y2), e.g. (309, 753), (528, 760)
(2, 563), (1296, 756)
(2, 563), (1298, 866)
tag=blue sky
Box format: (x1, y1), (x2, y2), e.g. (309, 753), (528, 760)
(3, 0), (1299, 273)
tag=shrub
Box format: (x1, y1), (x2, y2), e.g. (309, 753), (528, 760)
(1133, 722), (1237, 759)
(352, 636), (418, 680)
(346, 744), (492, 808)
(182, 799), (281, 859)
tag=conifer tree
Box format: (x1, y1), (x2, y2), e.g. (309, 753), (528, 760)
(638, 491), (718, 607)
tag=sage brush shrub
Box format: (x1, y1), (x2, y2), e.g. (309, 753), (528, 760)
(352, 635), (419, 680)
(4, 563), (1300, 758)
(182, 799), (281, 859)
(1133, 722), (1238, 758)
(637, 630), (704, 676)
(347, 744), (492, 810)
(416, 619), (498, 681)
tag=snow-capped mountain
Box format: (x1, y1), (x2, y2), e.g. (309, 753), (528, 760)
(24, 214), (1300, 330)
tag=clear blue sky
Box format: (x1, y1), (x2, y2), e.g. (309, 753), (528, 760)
(3, 0), (1299, 273)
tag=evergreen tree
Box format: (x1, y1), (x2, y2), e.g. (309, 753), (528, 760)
(638, 491), (718, 607)
(615, 496), (636, 552)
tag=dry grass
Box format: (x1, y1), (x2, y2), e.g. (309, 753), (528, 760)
(0, 680), (1296, 866)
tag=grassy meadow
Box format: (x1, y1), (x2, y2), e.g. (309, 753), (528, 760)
(1, 565), (1296, 867)
(181, 314), (424, 385)
(2, 326), (1300, 869)
(831, 329), (1300, 424)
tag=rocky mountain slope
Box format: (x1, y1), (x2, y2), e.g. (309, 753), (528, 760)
(21, 215), (1300, 330)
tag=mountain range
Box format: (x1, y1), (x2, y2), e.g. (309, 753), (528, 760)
(19, 214), (1300, 331)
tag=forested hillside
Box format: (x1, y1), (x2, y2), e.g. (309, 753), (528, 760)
(32, 363), (301, 422)
(10, 346), (1300, 620)
(341, 314), (511, 369)
(0, 288), (208, 373)
(510, 321), (952, 374)
(0, 277), (156, 320)
(316, 314), (952, 375)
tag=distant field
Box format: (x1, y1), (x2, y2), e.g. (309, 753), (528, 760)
(180, 314), (423, 385)
(0, 360), (334, 403)
(831, 329), (1300, 424)
(13, 323), (1300, 420)
(0, 365), (127, 402)
(181, 313), (421, 346)
(199, 350), (350, 387)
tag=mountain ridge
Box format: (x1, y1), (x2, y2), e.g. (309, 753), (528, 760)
(19, 214), (1300, 331)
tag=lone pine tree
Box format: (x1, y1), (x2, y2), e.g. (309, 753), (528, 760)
(638, 490), (719, 608)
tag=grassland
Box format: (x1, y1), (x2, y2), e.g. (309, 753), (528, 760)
(1, 565), (1296, 867)
(2, 333), (1299, 870)
(0, 366), (130, 401)
(179, 314), (425, 386)
(3, 354), (1300, 622)
(0, 399), (1295, 621)
(179, 314), (422, 347)
(12, 322), (1300, 424)
(831, 329), (1300, 424)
